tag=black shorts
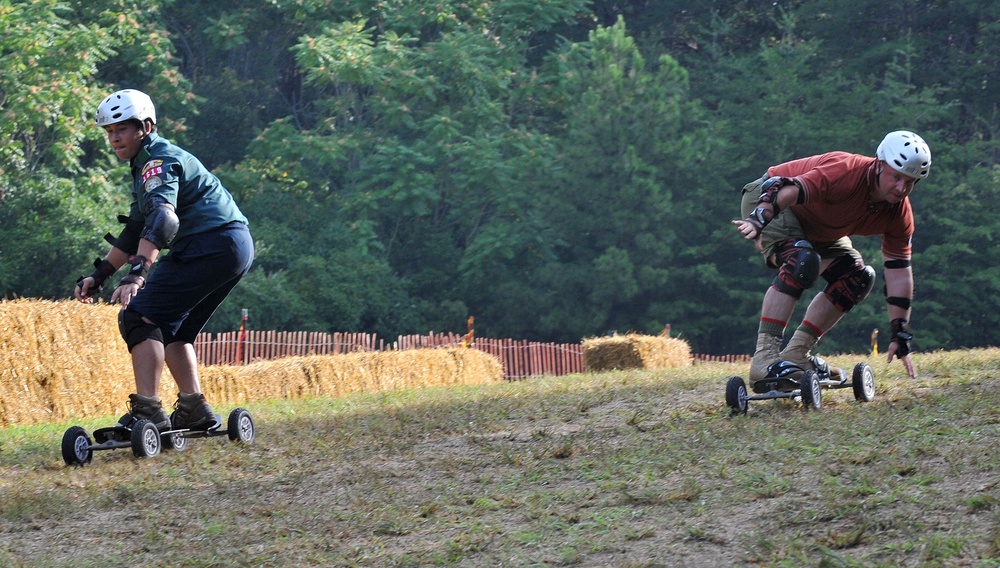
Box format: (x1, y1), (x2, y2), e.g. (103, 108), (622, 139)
(126, 222), (254, 344)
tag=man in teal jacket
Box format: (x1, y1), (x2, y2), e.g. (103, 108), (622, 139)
(75, 89), (254, 431)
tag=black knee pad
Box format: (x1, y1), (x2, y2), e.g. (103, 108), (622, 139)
(822, 256), (876, 312)
(118, 309), (164, 352)
(771, 240), (821, 298)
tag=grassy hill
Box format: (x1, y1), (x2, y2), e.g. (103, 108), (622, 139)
(1, 349), (998, 567)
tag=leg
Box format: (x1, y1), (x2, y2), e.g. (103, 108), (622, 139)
(782, 254), (876, 378)
(760, 285), (799, 334)
(749, 240), (821, 380)
(164, 341), (201, 394)
(165, 340), (217, 430)
(800, 292), (849, 335)
(130, 338), (165, 397)
(780, 295), (848, 380)
(127, 339), (169, 429)
(117, 309), (171, 429)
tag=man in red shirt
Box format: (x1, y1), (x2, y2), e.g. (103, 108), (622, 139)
(732, 131), (930, 381)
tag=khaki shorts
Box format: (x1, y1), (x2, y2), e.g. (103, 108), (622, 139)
(740, 173), (861, 268)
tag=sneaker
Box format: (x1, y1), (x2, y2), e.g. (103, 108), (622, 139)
(120, 394), (171, 430)
(172, 392), (216, 430)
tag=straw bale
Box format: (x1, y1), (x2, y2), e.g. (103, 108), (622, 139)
(0, 299), (133, 427)
(582, 333), (692, 372)
(0, 299), (505, 426)
(207, 348), (503, 404)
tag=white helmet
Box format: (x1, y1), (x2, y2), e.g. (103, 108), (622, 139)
(876, 130), (931, 179)
(95, 89), (156, 127)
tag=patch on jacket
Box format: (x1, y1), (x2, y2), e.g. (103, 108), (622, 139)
(140, 160), (164, 184)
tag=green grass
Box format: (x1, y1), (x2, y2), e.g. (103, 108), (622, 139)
(1, 349), (999, 566)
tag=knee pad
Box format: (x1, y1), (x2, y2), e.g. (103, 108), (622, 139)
(118, 309), (164, 352)
(822, 256), (876, 312)
(771, 240), (821, 298)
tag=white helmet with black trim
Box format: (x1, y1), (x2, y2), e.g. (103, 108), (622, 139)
(876, 130), (931, 179)
(96, 89), (157, 127)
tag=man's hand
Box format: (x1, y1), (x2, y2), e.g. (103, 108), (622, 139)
(732, 218), (761, 240)
(887, 318), (917, 378)
(733, 205), (773, 242)
(74, 277), (97, 303)
(110, 254), (151, 309)
(886, 340), (917, 378)
(74, 258), (117, 303)
(111, 281), (141, 309)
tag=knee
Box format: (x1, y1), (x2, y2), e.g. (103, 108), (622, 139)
(822, 256), (876, 311)
(118, 309), (164, 352)
(771, 240), (821, 299)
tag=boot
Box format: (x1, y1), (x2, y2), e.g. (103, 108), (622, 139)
(780, 328), (845, 381)
(749, 332), (783, 381)
(119, 394), (171, 430)
(172, 392), (217, 430)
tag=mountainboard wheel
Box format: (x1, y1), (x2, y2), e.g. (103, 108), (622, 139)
(227, 408), (256, 444)
(62, 426), (93, 466)
(130, 419), (161, 458)
(162, 431), (188, 452)
(800, 371), (822, 411)
(852, 362), (876, 402)
(725, 376), (748, 415)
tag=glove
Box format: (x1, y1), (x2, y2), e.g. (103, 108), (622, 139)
(890, 318), (913, 357)
(76, 258), (116, 298)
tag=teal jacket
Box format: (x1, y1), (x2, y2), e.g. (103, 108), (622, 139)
(128, 132), (247, 245)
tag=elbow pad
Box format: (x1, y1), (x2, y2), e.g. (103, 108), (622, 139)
(108, 214), (143, 255)
(758, 176), (806, 212)
(141, 199), (179, 249)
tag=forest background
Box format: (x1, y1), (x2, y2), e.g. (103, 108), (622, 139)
(1, 0), (997, 356)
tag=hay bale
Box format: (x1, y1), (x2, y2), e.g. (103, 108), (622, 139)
(0, 299), (133, 427)
(0, 299), (504, 427)
(209, 348), (504, 404)
(582, 333), (692, 372)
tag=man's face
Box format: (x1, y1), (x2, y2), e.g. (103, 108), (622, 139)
(103, 121), (146, 161)
(873, 161), (919, 204)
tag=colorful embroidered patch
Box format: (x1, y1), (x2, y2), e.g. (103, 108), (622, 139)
(144, 176), (163, 192)
(140, 159), (162, 175)
(140, 160), (164, 184)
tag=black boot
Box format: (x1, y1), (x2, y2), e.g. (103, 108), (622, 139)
(172, 392), (216, 430)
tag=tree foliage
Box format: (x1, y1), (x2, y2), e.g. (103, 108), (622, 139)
(2, 0), (998, 354)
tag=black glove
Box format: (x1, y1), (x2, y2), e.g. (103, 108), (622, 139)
(890, 318), (913, 357)
(76, 258), (116, 298)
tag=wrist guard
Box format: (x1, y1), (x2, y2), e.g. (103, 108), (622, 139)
(119, 255), (151, 289)
(744, 206), (775, 234)
(890, 318), (913, 357)
(77, 258), (116, 297)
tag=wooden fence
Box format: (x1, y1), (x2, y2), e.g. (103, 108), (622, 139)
(193, 330), (748, 380)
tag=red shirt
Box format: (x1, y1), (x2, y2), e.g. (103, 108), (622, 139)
(768, 151), (913, 258)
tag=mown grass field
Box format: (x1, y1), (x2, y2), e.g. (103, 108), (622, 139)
(1, 349), (998, 567)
